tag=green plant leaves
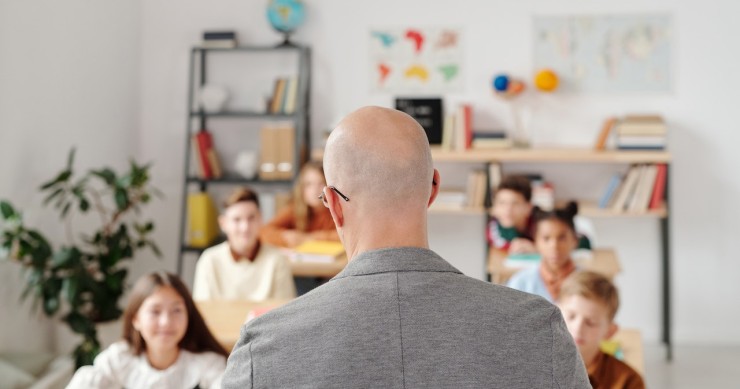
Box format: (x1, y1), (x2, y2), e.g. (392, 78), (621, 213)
(5, 147), (160, 368)
(90, 168), (116, 186)
(0, 201), (16, 219)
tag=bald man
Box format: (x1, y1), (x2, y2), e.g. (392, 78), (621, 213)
(223, 107), (589, 388)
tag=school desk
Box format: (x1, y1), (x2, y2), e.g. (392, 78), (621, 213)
(487, 248), (622, 284)
(196, 299), (292, 351)
(611, 328), (645, 376)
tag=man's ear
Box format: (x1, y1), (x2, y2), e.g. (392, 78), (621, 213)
(326, 188), (344, 228)
(428, 169), (441, 207)
(606, 322), (619, 340)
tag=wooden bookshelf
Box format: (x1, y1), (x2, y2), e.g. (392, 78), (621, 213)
(430, 147), (671, 164)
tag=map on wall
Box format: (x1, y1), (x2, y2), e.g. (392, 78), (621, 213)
(369, 27), (463, 93)
(533, 15), (672, 93)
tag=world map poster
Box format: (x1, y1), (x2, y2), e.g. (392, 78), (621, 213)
(369, 27), (463, 93)
(533, 14), (672, 93)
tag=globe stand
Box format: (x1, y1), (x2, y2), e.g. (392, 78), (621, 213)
(276, 32), (298, 48)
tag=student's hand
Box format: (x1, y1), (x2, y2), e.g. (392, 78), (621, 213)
(283, 230), (309, 248)
(509, 238), (536, 254)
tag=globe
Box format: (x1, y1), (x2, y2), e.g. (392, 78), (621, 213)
(266, 0), (306, 45)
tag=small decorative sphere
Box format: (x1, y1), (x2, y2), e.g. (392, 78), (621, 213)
(534, 69), (559, 92)
(493, 74), (510, 92)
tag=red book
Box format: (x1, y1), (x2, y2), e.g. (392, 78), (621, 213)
(649, 164), (667, 209)
(462, 104), (473, 149)
(195, 131), (213, 179)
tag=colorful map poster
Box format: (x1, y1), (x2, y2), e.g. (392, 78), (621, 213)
(370, 27), (463, 93)
(533, 15), (672, 93)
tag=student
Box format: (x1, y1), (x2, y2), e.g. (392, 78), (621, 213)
(192, 187), (296, 301)
(67, 272), (228, 389)
(558, 271), (646, 389)
(488, 175), (536, 253)
(259, 161), (339, 248)
(507, 201), (580, 302)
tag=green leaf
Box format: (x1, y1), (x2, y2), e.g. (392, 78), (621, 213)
(105, 269), (127, 292)
(62, 276), (80, 305)
(43, 188), (65, 206)
(147, 241), (162, 257)
(52, 247), (81, 268)
(65, 312), (93, 334)
(40, 170), (72, 190)
(43, 296), (60, 315)
(114, 188), (129, 211)
(90, 168), (116, 186)
(66, 148), (76, 171)
(60, 202), (72, 219)
(0, 201), (16, 219)
(79, 198), (90, 212)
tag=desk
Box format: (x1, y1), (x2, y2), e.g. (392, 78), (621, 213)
(610, 328), (645, 376)
(196, 299), (291, 351)
(488, 248), (621, 284)
(290, 256), (348, 278)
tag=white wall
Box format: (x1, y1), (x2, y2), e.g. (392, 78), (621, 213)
(138, 0), (740, 345)
(0, 0), (140, 352)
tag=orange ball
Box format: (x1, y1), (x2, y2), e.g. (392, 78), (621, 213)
(534, 69), (559, 92)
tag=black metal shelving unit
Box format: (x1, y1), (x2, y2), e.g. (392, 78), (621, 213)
(177, 44), (311, 276)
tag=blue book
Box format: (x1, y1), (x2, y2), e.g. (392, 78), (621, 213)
(599, 173), (623, 208)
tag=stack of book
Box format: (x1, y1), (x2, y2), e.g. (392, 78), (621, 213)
(599, 163), (668, 212)
(470, 131), (512, 149)
(615, 115), (667, 150)
(268, 77), (299, 114)
(201, 30), (237, 49)
(466, 169), (488, 208)
(291, 240), (345, 263)
(258, 123), (296, 180)
(191, 130), (223, 179)
(441, 104), (473, 151)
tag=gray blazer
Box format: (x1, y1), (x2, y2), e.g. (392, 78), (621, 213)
(222, 247), (590, 388)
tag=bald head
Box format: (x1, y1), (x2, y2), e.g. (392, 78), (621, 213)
(324, 106), (434, 212)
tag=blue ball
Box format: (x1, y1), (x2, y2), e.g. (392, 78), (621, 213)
(493, 75), (510, 92)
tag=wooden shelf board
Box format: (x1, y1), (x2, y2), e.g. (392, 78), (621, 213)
(430, 147), (671, 164)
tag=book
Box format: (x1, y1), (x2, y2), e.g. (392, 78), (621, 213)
(471, 138), (513, 149)
(283, 77), (298, 114)
(504, 253), (541, 268)
(201, 40), (237, 49)
(616, 115), (667, 136)
(649, 164), (668, 210)
(460, 104), (473, 150)
(192, 134), (210, 179)
(270, 78), (287, 114)
(395, 98), (444, 145)
(441, 113), (455, 151)
(202, 131), (222, 178)
(488, 163), (503, 193)
(629, 164), (658, 212)
(598, 173), (623, 209)
(594, 117), (617, 150)
(195, 132), (214, 179)
(611, 165), (640, 212)
(187, 193), (219, 248)
(292, 240), (345, 263)
(617, 135), (667, 147)
(203, 31), (236, 40)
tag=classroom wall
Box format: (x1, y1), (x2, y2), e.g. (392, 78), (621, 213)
(2, 0), (736, 349)
(137, 0), (740, 345)
(0, 1), (141, 352)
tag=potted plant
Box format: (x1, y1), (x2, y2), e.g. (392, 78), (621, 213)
(0, 149), (160, 368)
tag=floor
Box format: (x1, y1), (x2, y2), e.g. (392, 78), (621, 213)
(644, 343), (740, 388)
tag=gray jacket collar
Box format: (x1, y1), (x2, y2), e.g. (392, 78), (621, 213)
(333, 247), (462, 280)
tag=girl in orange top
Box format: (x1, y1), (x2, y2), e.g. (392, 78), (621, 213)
(260, 161), (339, 248)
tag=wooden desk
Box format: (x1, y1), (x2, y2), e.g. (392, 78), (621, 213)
(488, 248), (621, 284)
(290, 256), (348, 278)
(196, 299), (291, 351)
(610, 328), (645, 376)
